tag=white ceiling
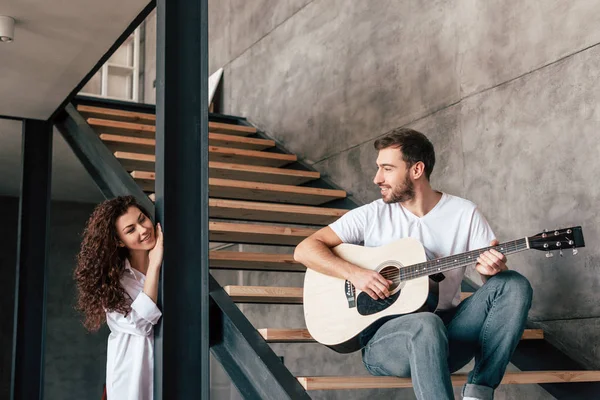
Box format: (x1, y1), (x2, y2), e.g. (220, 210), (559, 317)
(0, 0), (149, 202)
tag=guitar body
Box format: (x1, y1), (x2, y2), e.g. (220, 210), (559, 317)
(303, 237), (429, 353)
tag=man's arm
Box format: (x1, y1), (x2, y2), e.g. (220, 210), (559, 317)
(294, 227), (392, 300)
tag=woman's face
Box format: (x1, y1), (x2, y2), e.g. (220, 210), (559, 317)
(115, 206), (156, 251)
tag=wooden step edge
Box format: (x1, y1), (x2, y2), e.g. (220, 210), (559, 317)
(101, 133), (274, 149)
(136, 162), (321, 180)
(209, 198), (349, 218)
(209, 145), (297, 161)
(116, 151), (154, 162)
(88, 118), (156, 132)
(210, 251), (297, 263)
(100, 134), (155, 146)
(210, 121), (256, 135)
(225, 286), (473, 304)
(117, 149), (297, 165)
(297, 371), (600, 390)
(258, 329), (314, 342)
(209, 132), (275, 147)
(223, 285), (304, 304)
(77, 105), (155, 123)
(210, 178), (347, 198)
(210, 221), (318, 237)
(258, 328), (543, 342)
(209, 251), (306, 272)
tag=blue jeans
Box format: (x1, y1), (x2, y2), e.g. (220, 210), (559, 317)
(361, 270), (533, 400)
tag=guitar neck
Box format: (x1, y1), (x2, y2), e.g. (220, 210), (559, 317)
(400, 238), (529, 281)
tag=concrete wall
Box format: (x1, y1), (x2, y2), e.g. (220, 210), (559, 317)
(0, 197), (108, 399)
(204, 0), (600, 398)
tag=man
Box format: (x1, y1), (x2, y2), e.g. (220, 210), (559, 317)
(294, 128), (533, 400)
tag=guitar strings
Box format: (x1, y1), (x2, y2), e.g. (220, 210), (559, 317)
(371, 240), (526, 282)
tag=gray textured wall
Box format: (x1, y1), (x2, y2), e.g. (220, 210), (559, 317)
(205, 0), (600, 398)
(0, 197), (108, 400)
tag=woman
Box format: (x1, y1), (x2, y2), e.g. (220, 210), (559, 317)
(74, 195), (163, 400)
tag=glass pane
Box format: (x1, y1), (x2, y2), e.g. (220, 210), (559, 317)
(109, 37), (134, 67)
(107, 72), (132, 100)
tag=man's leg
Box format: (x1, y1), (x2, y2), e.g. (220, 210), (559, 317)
(362, 312), (454, 400)
(444, 270), (533, 400)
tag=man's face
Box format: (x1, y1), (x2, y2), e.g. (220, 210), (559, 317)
(373, 147), (415, 204)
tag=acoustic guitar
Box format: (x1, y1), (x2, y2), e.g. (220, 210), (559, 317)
(303, 227), (585, 353)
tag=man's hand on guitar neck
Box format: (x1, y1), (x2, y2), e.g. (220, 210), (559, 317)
(476, 239), (508, 282)
(348, 267), (394, 300)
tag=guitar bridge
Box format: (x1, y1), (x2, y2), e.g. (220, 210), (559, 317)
(344, 280), (356, 308)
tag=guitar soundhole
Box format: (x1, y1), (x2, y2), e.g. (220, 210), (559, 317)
(356, 265), (402, 316)
(379, 265), (400, 292)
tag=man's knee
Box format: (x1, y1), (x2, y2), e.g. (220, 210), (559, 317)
(409, 313), (448, 346)
(489, 270), (533, 305)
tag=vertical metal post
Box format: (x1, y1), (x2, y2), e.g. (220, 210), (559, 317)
(154, 0), (209, 398)
(11, 119), (53, 400)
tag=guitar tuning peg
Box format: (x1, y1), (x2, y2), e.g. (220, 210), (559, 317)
(559, 249), (563, 257)
(573, 249), (578, 256)
(546, 252), (554, 258)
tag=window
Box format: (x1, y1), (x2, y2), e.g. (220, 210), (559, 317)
(80, 28), (141, 102)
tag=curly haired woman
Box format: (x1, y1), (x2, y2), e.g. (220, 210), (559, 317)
(74, 195), (163, 400)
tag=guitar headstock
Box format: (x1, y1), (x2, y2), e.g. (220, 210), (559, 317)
(528, 226), (585, 257)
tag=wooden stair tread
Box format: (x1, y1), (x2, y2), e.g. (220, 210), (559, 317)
(84, 114), (256, 136)
(116, 148), (295, 168)
(258, 328), (544, 342)
(77, 105), (155, 124)
(208, 146), (296, 167)
(208, 122), (257, 136)
(297, 371), (600, 390)
(89, 118), (155, 138)
(132, 172), (345, 205)
(133, 162), (318, 186)
(209, 198), (347, 225)
(224, 285), (304, 303)
(206, 178), (345, 205)
(224, 286), (474, 303)
(100, 132), (274, 151)
(210, 251), (305, 272)
(210, 222), (316, 246)
(209, 133), (274, 150)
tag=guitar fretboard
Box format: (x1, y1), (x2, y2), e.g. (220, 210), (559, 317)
(392, 238), (529, 281)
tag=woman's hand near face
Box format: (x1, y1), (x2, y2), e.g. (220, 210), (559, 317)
(148, 223), (163, 270)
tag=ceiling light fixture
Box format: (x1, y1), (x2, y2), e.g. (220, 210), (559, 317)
(0, 16), (15, 43)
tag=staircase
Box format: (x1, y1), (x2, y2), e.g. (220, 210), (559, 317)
(74, 101), (600, 397)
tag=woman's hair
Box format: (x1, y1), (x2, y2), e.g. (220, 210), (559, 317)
(74, 195), (152, 332)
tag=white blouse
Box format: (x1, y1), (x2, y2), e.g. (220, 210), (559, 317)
(105, 259), (162, 400)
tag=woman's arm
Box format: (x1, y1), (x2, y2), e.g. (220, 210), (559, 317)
(143, 223), (163, 303)
(106, 293), (162, 336)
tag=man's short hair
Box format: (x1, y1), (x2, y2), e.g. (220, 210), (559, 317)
(373, 128), (436, 180)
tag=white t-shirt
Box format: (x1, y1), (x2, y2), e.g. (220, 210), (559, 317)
(329, 192), (495, 310)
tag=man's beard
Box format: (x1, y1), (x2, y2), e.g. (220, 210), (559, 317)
(381, 173), (415, 204)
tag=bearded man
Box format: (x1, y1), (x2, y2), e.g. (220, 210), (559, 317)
(294, 128), (533, 400)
